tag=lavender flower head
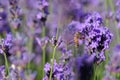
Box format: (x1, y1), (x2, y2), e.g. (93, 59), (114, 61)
(0, 3), (11, 34)
(43, 48), (74, 80)
(0, 33), (13, 55)
(8, 0), (23, 30)
(44, 60), (64, 80)
(83, 13), (113, 63)
(106, 45), (120, 73)
(0, 66), (6, 80)
(43, 59), (74, 80)
(82, 12), (103, 34)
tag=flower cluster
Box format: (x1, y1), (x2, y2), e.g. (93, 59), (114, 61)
(43, 49), (74, 80)
(103, 45), (120, 80)
(8, 0), (23, 30)
(106, 45), (120, 73)
(0, 66), (6, 80)
(0, 34), (13, 55)
(0, 0), (116, 80)
(85, 27), (112, 62)
(43, 60), (74, 80)
(36, 0), (49, 22)
(114, 0), (120, 29)
(84, 13), (113, 63)
(0, 3), (11, 34)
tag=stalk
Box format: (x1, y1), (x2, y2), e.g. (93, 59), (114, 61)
(49, 46), (57, 80)
(42, 26), (46, 78)
(3, 52), (9, 76)
(109, 0), (120, 44)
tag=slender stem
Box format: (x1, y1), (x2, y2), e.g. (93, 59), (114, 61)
(27, 27), (34, 71)
(109, 0), (120, 44)
(49, 0), (53, 14)
(49, 46), (57, 80)
(105, 0), (109, 26)
(74, 46), (78, 57)
(109, 0), (115, 12)
(48, 1), (61, 80)
(42, 26), (46, 38)
(3, 53), (9, 76)
(42, 26), (46, 78)
(42, 46), (46, 78)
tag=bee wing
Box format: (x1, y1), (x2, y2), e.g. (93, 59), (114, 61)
(62, 21), (78, 45)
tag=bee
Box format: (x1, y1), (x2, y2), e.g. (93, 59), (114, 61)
(62, 21), (85, 47)
(74, 32), (85, 47)
(74, 32), (80, 47)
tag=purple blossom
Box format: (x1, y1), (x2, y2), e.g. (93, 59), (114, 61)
(43, 52), (74, 80)
(0, 34), (13, 56)
(8, 0), (23, 30)
(9, 64), (20, 80)
(83, 13), (113, 63)
(36, 37), (49, 47)
(0, 66), (6, 80)
(105, 45), (120, 73)
(0, 4), (11, 34)
(85, 27), (112, 53)
(60, 48), (73, 62)
(3, 33), (13, 48)
(103, 73), (116, 80)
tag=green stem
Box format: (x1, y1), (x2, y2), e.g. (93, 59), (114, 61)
(42, 27), (46, 37)
(49, 46), (57, 80)
(74, 46), (78, 57)
(48, 1), (61, 80)
(49, 0), (53, 15)
(42, 26), (46, 78)
(105, 0), (109, 26)
(27, 27), (34, 71)
(42, 46), (46, 78)
(109, 0), (120, 44)
(3, 53), (9, 76)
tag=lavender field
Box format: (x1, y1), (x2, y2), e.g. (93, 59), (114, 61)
(0, 0), (120, 80)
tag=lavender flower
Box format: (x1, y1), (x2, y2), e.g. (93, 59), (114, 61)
(36, 37), (49, 47)
(106, 45), (120, 73)
(62, 12), (112, 64)
(85, 27), (112, 53)
(82, 12), (103, 34)
(0, 34), (13, 56)
(103, 73), (116, 80)
(9, 64), (20, 80)
(50, 36), (62, 47)
(43, 49), (74, 80)
(83, 13), (113, 63)
(0, 66), (6, 80)
(0, 3), (11, 34)
(114, 8), (120, 28)
(43, 59), (74, 80)
(35, 0), (49, 24)
(8, 64), (37, 80)
(8, 0), (23, 30)
(60, 48), (73, 62)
